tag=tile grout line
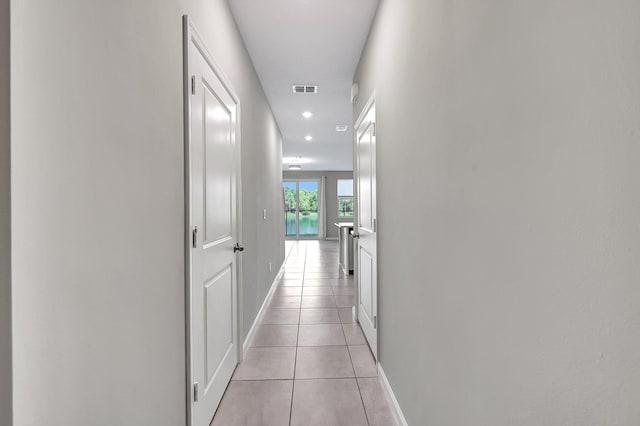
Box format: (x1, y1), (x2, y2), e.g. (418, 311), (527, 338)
(216, 243), (297, 424)
(289, 241), (306, 426)
(289, 242), (368, 425)
(219, 242), (371, 425)
(231, 377), (377, 383)
(341, 297), (371, 426)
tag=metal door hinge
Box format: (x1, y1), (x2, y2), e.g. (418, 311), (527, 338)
(373, 218), (377, 232)
(373, 315), (377, 329)
(372, 123), (376, 137)
(192, 226), (198, 248)
(191, 75), (196, 95)
(194, 382), (199, 402)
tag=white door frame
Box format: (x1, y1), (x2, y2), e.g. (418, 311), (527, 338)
(182, 16), (244, 426)
(353, 93), (377, 359)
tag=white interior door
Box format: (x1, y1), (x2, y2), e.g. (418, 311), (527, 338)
(187, 21), (240, 426)
(355, 100), (377, 358)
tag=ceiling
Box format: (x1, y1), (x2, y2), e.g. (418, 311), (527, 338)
(229, 0), (379, 171)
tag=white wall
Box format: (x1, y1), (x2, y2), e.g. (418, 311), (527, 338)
(355, 0), (640, 424)
(283, 171), (353, 239)
(0, 1), (11, 424)
(11, 0), (283, 424)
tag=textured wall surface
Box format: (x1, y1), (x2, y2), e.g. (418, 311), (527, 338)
(354, 0), (640, 424)
(0, 0), (11, 424)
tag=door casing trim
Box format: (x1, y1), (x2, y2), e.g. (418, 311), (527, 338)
(183, 15), (244, 426)
(353, 91), (377, 360)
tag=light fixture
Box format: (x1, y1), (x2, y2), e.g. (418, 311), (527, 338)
(336, 125), (348, 132)
(302, 111), (313, 119)
(283, 156), (310, 165)
(304, 135), (313, 141)
(288, 164), (302, 170)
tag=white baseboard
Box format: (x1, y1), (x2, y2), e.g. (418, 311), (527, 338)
(378, 363), (409, 426)
(242, 262), (285, 354)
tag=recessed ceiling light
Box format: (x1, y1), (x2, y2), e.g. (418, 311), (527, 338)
(302, 111), (313, 119)
(304, 135), (313, 141)
(336, 125), (348, 132)
(288, 164), (302, 170)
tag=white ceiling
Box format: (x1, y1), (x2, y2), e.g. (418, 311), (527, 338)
(229, 0), (379, 171)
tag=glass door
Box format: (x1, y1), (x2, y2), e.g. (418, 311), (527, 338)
(298, 181), (319, 237)
(283, 181), (298, 238)
(282, 180), (320, 239)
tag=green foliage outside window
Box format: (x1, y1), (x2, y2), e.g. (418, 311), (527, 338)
(283, 186), (318, 214)
(337, 179), (354, 218)
(284, 186), (296, 213)
(338, 197), (354, 217)
(298, 189), (318, 214)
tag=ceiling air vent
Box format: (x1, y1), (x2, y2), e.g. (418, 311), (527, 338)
(292, 85), (318, 94)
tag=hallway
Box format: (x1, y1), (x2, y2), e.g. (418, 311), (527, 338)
(6, 1), (640, 425)
(212, 241), (396, 426)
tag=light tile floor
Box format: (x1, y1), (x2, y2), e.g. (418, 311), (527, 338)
(212, 240), (397, 426)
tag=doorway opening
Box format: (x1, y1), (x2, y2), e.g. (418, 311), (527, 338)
(283, 179), (321, 239)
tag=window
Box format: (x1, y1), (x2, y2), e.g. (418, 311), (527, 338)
(337, 179), (354, 218)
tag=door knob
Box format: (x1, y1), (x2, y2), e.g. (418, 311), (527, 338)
(351, 233), (360, 239)
(234, 243), (245, 253)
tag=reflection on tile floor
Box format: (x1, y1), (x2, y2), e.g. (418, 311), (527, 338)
(212, 240), (397, 426)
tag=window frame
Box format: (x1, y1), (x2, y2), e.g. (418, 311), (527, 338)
(337, 179), (354, 218)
